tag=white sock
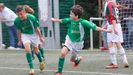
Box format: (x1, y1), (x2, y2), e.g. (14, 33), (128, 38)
(109, 47), (117, 65)
(119, 47), (128, 64)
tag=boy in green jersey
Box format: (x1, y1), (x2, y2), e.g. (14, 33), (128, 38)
(51, 5), (111, 75)
(14, 5), (45, 75)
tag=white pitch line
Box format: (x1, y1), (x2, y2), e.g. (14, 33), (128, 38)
(0, 66), (130, 75)
(0, 53), (133, 56)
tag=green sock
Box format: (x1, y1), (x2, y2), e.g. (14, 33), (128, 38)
(35, 51), (42, 62)
(39, 48), (45, 58)
(57, 57), (65, 73)
(26, 53), (34, 69)
(74, 57), (80, 64)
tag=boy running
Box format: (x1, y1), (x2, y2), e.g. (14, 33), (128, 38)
(51, 5), (111, 75)
(14, 5), (45, 75)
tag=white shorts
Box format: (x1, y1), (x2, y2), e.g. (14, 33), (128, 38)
(107, 23), (123, 43)
(64, 35), (84, 57)
(21, 34), (39, 47)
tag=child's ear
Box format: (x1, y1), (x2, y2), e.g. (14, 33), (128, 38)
(76, 15), (79, 19)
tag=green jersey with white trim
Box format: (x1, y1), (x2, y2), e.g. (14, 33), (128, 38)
(62, 18), (96, 42)
(14, 14), (39, 34)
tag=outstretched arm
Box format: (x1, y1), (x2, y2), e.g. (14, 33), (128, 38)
(51, 18), (62, 23)
(96, 26), (112, 33)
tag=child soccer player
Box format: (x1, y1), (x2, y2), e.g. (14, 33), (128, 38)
(105, 0), (129, 69)
(51, 5), (111, 75)
(14, 5), (45, 75)
(23, 5), (45, 61)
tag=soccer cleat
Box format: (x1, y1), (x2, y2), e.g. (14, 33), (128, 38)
(29, 69), (35, 75)
(39, 61), (45, 71)
(72, 56), (83, 67)
(124, 63), (129, 68)
(55, 72), (62, 75)
(105, 63), (118, 69)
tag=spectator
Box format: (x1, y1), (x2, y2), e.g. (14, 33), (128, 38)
(0, 3), (18, 49)
(119, 0), (133, 49)
(100, 0), (109, 51)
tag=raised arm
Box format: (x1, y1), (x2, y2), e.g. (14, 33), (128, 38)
(96, 26), (112, 33)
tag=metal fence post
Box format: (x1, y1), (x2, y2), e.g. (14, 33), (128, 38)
(0, 21), (2, 49)
(89, 18), (93, 51)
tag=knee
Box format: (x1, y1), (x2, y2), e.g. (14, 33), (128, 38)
(60, 47), (68, 58)
(60, 52), (66, 58)
(33, 47), (39, 54)
(25, 49), (31, 53)
(24, 47), (31, 53)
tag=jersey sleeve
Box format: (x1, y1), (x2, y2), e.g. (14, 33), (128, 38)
(28, 14), (39, 28)
(61, 18), (71, 24)
(33, 17), (39, 28)
(107, 2), (116, 23)
(14, 17), (21, 30)
(82, 20), (96, 30)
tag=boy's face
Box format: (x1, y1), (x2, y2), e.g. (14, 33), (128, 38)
(16, 10), (27, 20)
(69, 11), (78, 20)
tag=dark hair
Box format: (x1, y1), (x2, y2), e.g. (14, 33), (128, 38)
(15, 5), (24, 13)
(70, 5), (83, 18)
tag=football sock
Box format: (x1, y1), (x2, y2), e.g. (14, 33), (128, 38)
(74, 57), (80, 64)
(57, 57), (65, 73)
(109, 47), (117, 65)
(119, 47), (128, 64)
(39, 48), (45, 58)
(26, 52), (34, 69)
(35, 51), (42, 62)
(31, 50), (35, 58)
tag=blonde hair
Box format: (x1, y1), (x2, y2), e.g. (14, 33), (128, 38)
(23, 5), (34, 14)
(0, 3), (5, 8)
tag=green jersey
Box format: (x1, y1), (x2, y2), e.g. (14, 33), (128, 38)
(62, 18), (96, 42)
(14, 14), (39, 34)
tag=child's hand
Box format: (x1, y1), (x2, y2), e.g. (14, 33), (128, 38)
(40, 36), (45, 43)
(18, 41), (22, 46)
(50, 18), (56, 22)
(107, 29), (112, 33)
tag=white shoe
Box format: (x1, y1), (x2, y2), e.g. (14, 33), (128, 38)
(2, 44), (6, 48)
(8, 46), (15, 50)
(15, 47), (23, 50)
